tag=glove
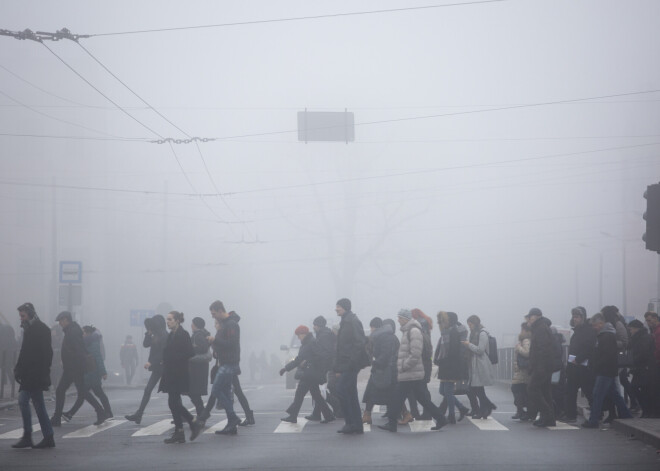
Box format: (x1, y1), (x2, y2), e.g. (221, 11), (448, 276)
(279, 368), (286, 376)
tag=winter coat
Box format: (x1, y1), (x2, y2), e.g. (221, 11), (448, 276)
(144, 315), (167, 372)
(465, 329), (494, 387)
(13, 317), (52, 392)
(652, 324), (660, 365)
(397, 319), (426, 382)
(60, 321), (86, 375)
(83, 331), (106, 388)
(188, 328), (211, 396)
(512, 336), (531, 384)
(568, 323), (596, 366)
(363, 324), (399, 405)
(529, 316), (554, 375)
(435, 325), (469, 381)
(334, 311), (368, 373)
(314, 326), (336, 375)
(212, 312), (241, 366)
(628, 329), (655, 373)
(592, 323), (619, 378)
(283, 333), (328, 384)
(119, 342), (138, 368)
(613, 320), (628, 353)
(159, 326), (195, 394)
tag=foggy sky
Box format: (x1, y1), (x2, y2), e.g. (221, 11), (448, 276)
(1, 0), (659, 369)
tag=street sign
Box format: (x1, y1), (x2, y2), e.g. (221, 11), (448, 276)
(59, 261), (82, 283)
(130, 310), (154, 327)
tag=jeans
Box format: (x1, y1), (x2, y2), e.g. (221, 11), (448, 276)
(67, 381), (112, 417)
(232, 374), (251, 414)
(211, 364), (239, 421)
(19, 390), (53, 438)
(336, 369), (361, 428)
(135, 369), (162, 416)
(439, 381), (466, 418)
(287, 379), (334, 420)
(587, 375), (632, 425)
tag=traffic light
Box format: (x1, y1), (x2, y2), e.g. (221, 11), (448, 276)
(643, 182), (660, 253)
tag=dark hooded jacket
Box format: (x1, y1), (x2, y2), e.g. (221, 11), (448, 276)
(529, 316), (554, 374)
(334, 311), (368, 373)
(314, 325), (336, 375)
(283, 333), (327, 384)
(568, 322), (596, 366)
(213, 311), (241, 366)
(159, 325), (195, 394)
(628, 328), (655, 373)
(592, 322), (619, 378)
(188, 327), (211, 396)
(14, 316), (52, 391)
(435, 321), (469, 381)
(362, 323), (398, 405)
(144, 315), (168, 372)
(61, 321), (86, 375)
(83, 331), (107, 388)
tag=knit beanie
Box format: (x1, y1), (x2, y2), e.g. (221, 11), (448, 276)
(294, 325), (309, 336)
(397, 309), (412, 321)
(313, 316), (327, 327)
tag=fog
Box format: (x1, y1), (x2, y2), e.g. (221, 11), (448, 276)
(1, 1), (659, 372)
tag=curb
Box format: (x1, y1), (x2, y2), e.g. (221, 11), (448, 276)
(611, 419), (660, 449)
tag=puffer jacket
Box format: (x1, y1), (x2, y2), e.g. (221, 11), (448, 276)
(397, 319), (425, 382)
(465, 329), (494, 387)
(512, 335), (531, 384)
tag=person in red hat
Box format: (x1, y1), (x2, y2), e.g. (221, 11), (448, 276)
(279, 325), (335, 424)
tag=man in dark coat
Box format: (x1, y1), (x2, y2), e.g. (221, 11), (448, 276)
(362, 317), (398, 424)
(12, 303), (54, 449)
(627, 319), (655, 418)
(187, 317), (211, 416)
(279, 325), (335, 424)
(334, 298), (369, 434)
(51, 311), (104, 427)
(564, 307), (596, 422)
(307, 316), (342, 421)
(582, 313), (632, 428)
(125, 314), (168, 424)
(526, 308), (556, 427)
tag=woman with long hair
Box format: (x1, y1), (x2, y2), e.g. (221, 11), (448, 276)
(435, 311), (470, 423)
(462, 315), (497, 419)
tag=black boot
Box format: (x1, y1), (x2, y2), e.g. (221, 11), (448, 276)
(32, 435), (55, 449)
(431, 415), (448, 430)
(377, 421), (397, 433)
(93, 411), (107, 426)
(240, 410), (255, 426)
(164, 428), (185, 444)
(280, 415), (297, 424)
(189, 419), (205, 441)
(11, 435), (33, 449)
(124, 413), (142, 425)
(50, 416), (61, 427)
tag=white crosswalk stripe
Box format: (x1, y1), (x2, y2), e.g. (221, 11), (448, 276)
(63, 419), (127, 438)
(204, 419), (228, 434)
(274, 417), (308, 433)
(467, 416), (508, 431)
(131, 419), (173, 437)
(408, 419), (435, 432)
(0, 424), (41, 439)
(548, 422), (579, 430)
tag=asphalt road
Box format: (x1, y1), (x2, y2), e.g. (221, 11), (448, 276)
(1, 379), (659, 471)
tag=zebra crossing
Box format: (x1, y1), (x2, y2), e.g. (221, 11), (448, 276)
(0, 413), (578, 439)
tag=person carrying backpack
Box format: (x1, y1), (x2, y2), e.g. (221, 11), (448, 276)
(462, 315), (497, 419)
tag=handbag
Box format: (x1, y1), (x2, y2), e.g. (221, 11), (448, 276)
(453, 379), (469, 396)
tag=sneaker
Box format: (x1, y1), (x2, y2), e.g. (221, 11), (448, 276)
(281, 415), (297, 424)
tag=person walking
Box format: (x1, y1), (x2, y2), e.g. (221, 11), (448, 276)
(119, 335), (138, 386)
(334, 298), (370, 434)
(50, 311), (104, 427)
(11, 303), (54, 449)
(526, 308), (556, 427)
(462, 314), (497, 420)
(626, 319), (655, 418)
(378, 309), (447, 432)
(125, 315), (168, 424)
(361, 317), (398, 425)
(160, 311), (195, 444)
(511, 322), (531, 420)
(191, 301), (244, 438)
(435, 311), (470, 424)
(643, 311), (660, 417)
(564, 307), (596, 423)
(63, 326), (113, 424)
(187, 317), (211, 416)
(307, 316), (342, 421)
(582, 313), (632, 428)
(280, 325), (335, 423)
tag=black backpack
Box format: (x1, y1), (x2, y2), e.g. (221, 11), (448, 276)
(483, 330), (498, 365)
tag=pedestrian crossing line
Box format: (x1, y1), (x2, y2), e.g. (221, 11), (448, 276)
(63, 419), (127, 438)
(408, 420), (435, 433)
(131, 419), (173, 437)
(363, 424), (372, 432)
(274, 417), (308, 433)
(204, 419), (228, 434)
(0, 424), (41, 440)
(467, 416), (508, 431)
(547, 422), (579, 431)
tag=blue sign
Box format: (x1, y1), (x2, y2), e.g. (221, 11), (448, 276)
(59, 261), (82, 284)
(130, 309), (154, 327)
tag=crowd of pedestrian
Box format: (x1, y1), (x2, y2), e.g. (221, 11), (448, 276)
(5, 297), (660, 450)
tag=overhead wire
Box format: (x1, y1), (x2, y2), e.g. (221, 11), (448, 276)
(87, 0), (508, 37)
